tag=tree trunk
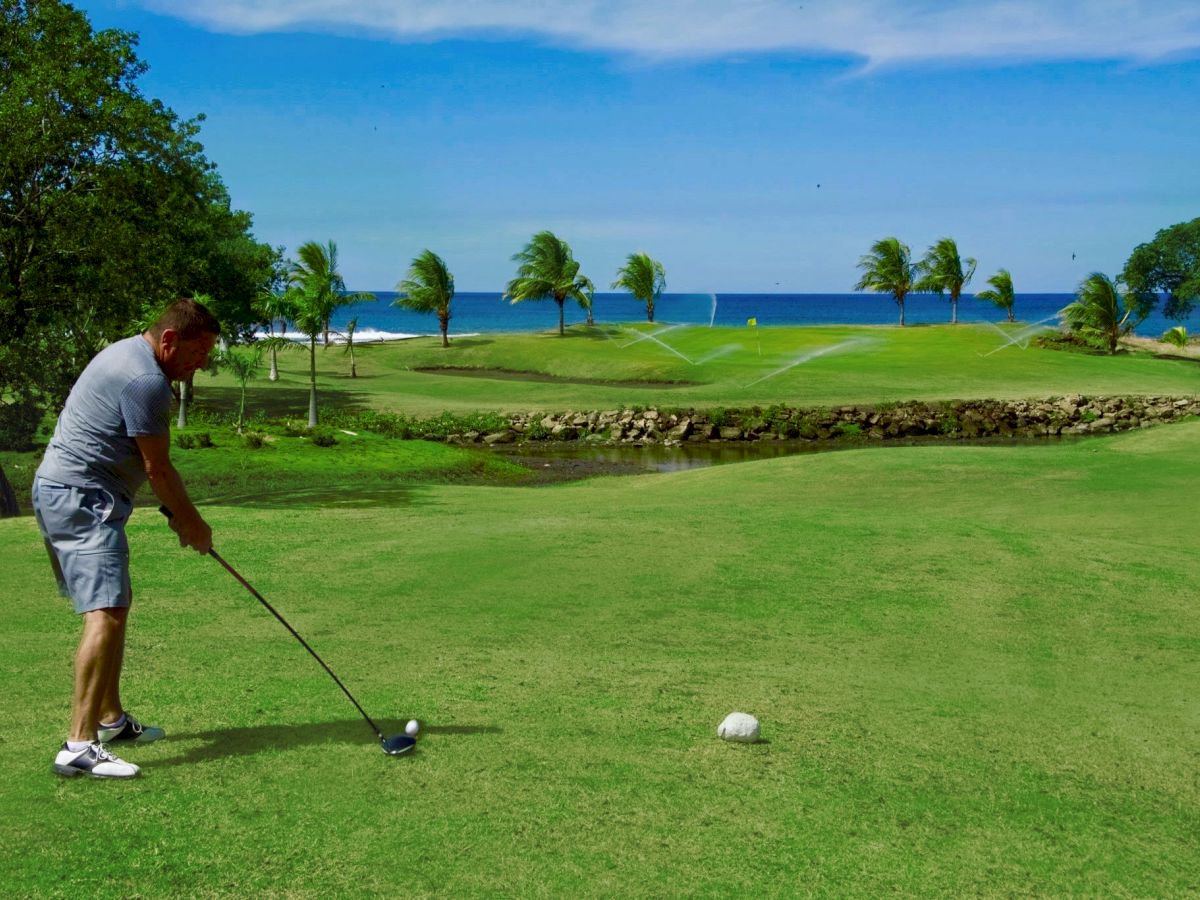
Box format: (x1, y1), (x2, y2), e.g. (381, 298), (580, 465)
(350, 344), (357, 378)
(440, 311), (450, 348)
(951, 297), (958, 324)
(269, 346), (279, 382)
(647, 299), (655, 323)
(308, 337), (318, 427)
(557, 299), (565, 336)
(0, 463), (19, 518)
(176, 372), (192, 428)
(897, 296), (906, 327)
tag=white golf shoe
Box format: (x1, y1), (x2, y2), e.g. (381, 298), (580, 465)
(53, 743), (140, 779)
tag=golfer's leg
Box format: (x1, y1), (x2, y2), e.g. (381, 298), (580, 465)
(69, 607), (129, 743)
(98, 607), (127, 726)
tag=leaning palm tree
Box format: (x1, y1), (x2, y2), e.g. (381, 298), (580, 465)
(854, 238), (917, 326)
(505, 231), (594, 336)
(288, 240), (375, 426)
(1062, 272), (1147, 355)
(254, 288), (297, 381)
(974, 269), (1016, 323)
(915, 237), (977, 324)
(612, 252), (667, 323)
(395, 249), (455, 348)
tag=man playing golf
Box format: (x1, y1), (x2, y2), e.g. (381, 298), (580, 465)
(34, 298), (219, 778)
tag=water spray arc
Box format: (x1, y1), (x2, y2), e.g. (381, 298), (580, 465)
(743, 339), (868, 388)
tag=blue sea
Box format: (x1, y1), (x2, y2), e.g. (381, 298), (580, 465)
(324, 292), (1195, 341)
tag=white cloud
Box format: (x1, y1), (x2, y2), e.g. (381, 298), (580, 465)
(137, 0), (1200, 67)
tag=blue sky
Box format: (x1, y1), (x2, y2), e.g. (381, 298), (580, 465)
(77, 1), (1199, 292)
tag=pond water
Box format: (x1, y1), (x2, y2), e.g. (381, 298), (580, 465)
(487, 434), (1078, 483)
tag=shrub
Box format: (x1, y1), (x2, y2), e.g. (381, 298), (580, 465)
(524, 420), (550, 440)
(309, 426), (337, 447)
(243, 432), (266, 449)
(195, 432), (214, 448)
(710, 407), (729, 427)
(0, 399), (43, 451)
(835, 422), (863, 438)
(175, 433), (196, 450)
(1079, 409), (1099, 423)
(939, 414), (960, 435)
(283, 420), (307, 437)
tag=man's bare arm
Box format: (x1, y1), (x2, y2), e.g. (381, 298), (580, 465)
(134, 432), (212, 554)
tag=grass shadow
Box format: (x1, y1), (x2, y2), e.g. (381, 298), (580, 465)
(152, 719), (503, 767)
(194, 385), (376, 418)
(194, 485), (428, 509)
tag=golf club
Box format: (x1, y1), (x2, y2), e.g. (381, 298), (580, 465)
(159, 505), (414, 756)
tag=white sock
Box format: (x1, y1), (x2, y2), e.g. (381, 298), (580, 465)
(100, 713), (127, 729)
(66, 740), (91, 752)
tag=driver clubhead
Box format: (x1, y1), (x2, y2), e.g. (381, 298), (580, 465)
(381, 734), (416, 756)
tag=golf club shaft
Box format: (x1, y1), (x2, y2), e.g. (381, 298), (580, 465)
(159, 506), (384, 741)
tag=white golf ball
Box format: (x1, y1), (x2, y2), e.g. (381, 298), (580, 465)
(405, 719), (420, 737)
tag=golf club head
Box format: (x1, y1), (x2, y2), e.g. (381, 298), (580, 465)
(381, 734), (416, 756)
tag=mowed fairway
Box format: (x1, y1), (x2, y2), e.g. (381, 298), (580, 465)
(2, 421), (1198, 895)
(209, 323), (1200, 418)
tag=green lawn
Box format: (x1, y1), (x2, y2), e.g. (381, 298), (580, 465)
(209, 324), (1200, 419)
(2, 417), (1198, 894)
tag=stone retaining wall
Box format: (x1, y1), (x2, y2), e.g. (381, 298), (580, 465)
(453, 395), (1200, 446)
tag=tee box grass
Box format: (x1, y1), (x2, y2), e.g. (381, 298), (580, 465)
(0, 325), (1196, 894)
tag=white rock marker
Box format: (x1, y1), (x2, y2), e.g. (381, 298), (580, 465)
(717, 711), (761, 743)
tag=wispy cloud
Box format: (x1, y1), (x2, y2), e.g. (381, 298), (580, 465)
(137, 1), (1200, 67)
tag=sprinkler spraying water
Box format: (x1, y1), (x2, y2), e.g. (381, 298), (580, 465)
(743, 338), (869, 388)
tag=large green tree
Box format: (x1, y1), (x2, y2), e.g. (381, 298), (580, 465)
(0, 0), (275, 451)
(288, 240), (374, 426)
(915, 237), (976, 324)
(395, 249), (455, 347)
(612, 252), (667, 323)
(505, 231), (594, 336)
(1063, 272), (1149, 354)
(974, 269), (1016, 322)
(854, 238), (917, 326)
(1121, 218), (1200, 320)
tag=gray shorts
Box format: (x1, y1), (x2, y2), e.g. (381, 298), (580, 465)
(32, 477), (134, 614)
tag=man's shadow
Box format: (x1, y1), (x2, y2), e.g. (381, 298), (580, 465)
(150, 720), (501, 767)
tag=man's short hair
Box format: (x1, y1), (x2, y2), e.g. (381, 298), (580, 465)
(148, 298), (221, 341)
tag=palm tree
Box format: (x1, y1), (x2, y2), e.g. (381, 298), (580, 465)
(612, 252), (667, 323)
(854, 238), (917, 326)
(1062, 272), (1147, 354)
(255, 288), (297, 381)
(915, 237), (977, 324)
(975, 269), (1016, 322)
(505, 231), (594, 336)
(288, 240), (375, 426)
(1162, 325), (1189, 355)
(342, 316), (361, 377)
(213, 344), (262, 434)
(395, 249), (455, 348)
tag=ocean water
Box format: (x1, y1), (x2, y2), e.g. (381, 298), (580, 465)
(319, 292), (1195, 341)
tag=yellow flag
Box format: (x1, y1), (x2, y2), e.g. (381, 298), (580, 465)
(747, 317), (757, 327)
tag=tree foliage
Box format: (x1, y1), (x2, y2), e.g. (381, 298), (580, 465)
(0, 0), (278, 449)
(1063, 272), (1147, 354)
(915, 237), (976, 324)
(395, 249), (455, 347)
(612, 252), (667, 323)
(1121, 218), (1200, 321)
(975, 269), (1016, 322)
(505, 231), (594, 336)
(854, 238), (917, 327)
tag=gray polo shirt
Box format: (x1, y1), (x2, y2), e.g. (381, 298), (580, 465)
(37, 335), (173, 500)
